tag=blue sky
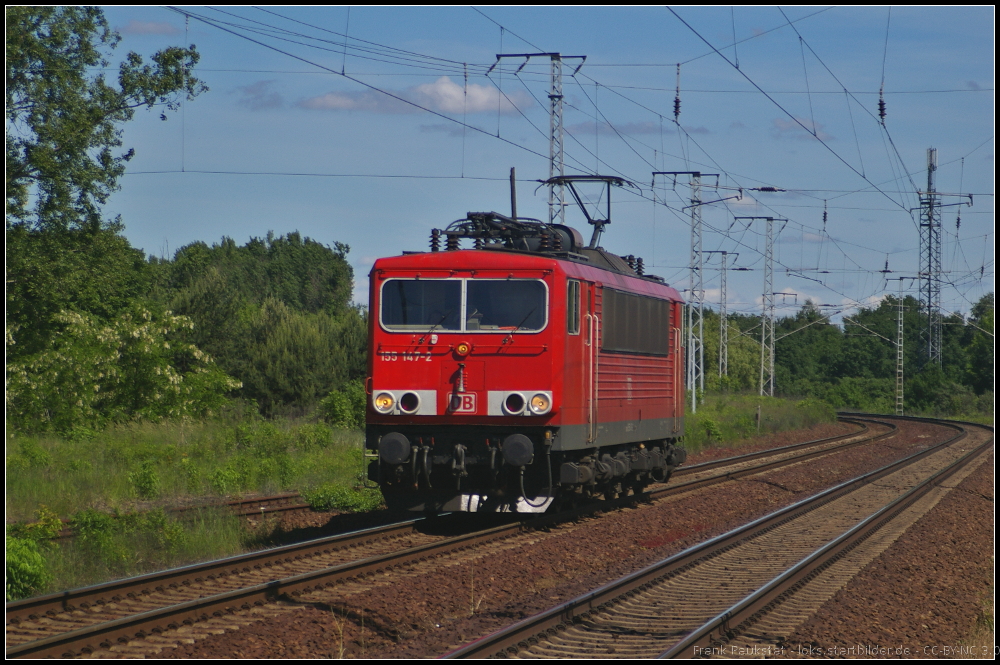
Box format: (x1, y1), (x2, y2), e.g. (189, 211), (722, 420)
(101, 6), (994, 321)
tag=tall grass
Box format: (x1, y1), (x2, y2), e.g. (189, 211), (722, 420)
(682, 393), (837, 454)
(46, 507), (255, 592)
(6, 413), (379, 599)
(6, 417), (369, 522)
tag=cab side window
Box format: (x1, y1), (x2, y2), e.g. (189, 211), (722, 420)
(567, 280), (581, 334)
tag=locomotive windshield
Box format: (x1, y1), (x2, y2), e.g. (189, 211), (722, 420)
(380, 279), (462, 331)
(466, 280), (545, 331)
(380, 278), (547, 332)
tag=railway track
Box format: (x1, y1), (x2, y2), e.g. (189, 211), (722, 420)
(15, 492), (317, 543)
(2, 416), (923, 658)
(444, 415), (993, 658)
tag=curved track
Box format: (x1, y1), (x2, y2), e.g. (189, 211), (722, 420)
(444, 415), (993, 658)
(4, 416), (944, 659)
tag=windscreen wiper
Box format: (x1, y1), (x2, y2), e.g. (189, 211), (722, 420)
(419, 310), (453, 344)
(502, 308), (536, 345)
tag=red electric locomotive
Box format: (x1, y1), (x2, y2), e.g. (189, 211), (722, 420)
(366, 177), (686, 512)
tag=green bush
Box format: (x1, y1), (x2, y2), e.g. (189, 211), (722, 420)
(303, 483), (383, 513)
(6, 308), (241, 433)
(701, 418), (723, 442)
(128, 460), (161, 499)
(295, 423), (334, 451)
(210, 465), (245, 496)
(319, 380), (366, 430)
(7, 506), (62, 542)
(71, 508), (187, 576)
(6, 535), (51, 601)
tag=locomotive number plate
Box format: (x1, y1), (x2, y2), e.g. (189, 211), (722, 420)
(447, 393), (477, 413)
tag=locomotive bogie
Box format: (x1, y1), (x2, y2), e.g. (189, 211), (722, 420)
(368, 424), (686, 512)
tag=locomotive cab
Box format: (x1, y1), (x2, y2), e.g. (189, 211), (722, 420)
(367, 250), (561, 512)
(366, 206), (687, 513)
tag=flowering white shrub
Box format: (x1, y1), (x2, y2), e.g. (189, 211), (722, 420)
(7, 309), (241, 432)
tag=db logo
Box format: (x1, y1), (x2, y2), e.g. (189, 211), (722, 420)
(448, 393), (477, 413)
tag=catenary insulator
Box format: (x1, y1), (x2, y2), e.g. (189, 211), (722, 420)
(539, 232), (551, 251)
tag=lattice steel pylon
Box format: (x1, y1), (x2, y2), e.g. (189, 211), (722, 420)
(760, 217), (775, 397)
(655, 171), (721, 413)
(896, 285), (905, 415)
(689, 174), (703, 410)
(718, 251), (731, 378)
(702, 250), (735, 378)
(735, 216), (783, 397)
(492, 53), (585, 226)
(547, 55), (565, 225)
(887, 276), (917, 416)
(918, 148), (942, 366)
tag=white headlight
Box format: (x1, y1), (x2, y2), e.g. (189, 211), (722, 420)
(373, 392), (395, 413)
(529, 393), (551, 414)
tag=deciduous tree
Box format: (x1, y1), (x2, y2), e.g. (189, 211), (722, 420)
(6, 6), (206, 230)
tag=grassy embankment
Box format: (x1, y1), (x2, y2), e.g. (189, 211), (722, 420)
(681, 394), (837, 454)
(5, 394), (851, 600)
(6, 413), (379, 600)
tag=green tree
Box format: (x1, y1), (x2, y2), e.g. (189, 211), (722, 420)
(774, 300), (844, 393)
(6, 6), (207, 230)
(702, 308), (762, 393)
(965, 293), (994, 395)
(6, 6), (208, 365)
(160, 233), (367, 413)
(6, 307), (241, 433)
(6, 224), (151, 358)
(166, 232), (354, 317)
(236, 299), (366, 414)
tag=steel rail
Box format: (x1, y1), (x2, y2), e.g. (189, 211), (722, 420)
(443, 416), (970, 658)
(646, 417), (895, 501)
(6, 517), (429, 625)
(9, 416), (878, 624)
(6, 516), (530, 658)
(5, 416), (897, 657)
(662, 423), (993, 657)
(671, 418), (869, 477)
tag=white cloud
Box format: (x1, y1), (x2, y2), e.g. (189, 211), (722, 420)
(779, 232), (826, 244)
(849, 294), (887, 310)
(120, 20), (180, 36)
(732, 195), (763, 208)
(298, 77), (532, 116)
